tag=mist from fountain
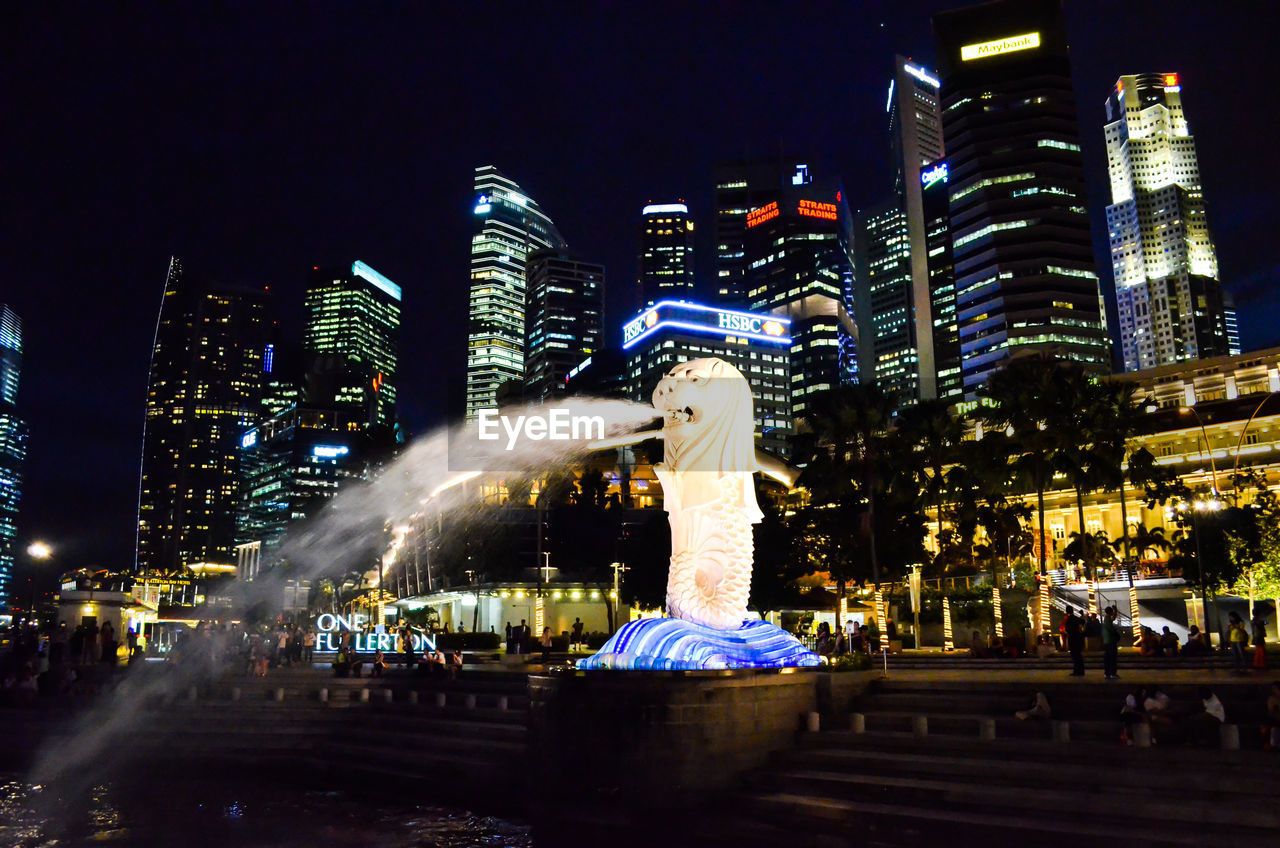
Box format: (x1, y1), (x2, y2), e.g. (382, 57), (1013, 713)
(24, 396), (658, 817)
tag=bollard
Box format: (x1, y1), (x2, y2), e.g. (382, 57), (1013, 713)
(187, 686), (198, 701)
(381, 689), (393, 704)
(1052, 720), (1070, 742)
(465, 693), (477, 710)
(806, 712), (821, 733)
(1132, 723), (1151, 748)
(319, 688), (329, 703)
(979, 718), (996, 740)
(1220, 723), (1240, 750)
(230, 687), (241, 702)
(408, 691), (418, 706)
(273, 687), (285, 702)
(498, 695), (509, 711)
(912, 715), (928, 738)
(435, 692), (447, 708)
(358, 689), (370, 703)
(850, 713), (866, 734)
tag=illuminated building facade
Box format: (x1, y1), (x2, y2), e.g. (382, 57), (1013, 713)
(622, 300), (792, 455)
(933, 0), (1109, 396)
(857, 201), (915, 400)
(1106, 73), (1228, 371)
(867, 56), (946, 402)
(467, 165), (566, 419)
(524, 249), (605, 402)
(637, 203), (694, 308)
(236, 406), (368, 564)
(0, 304), (27, 610)
(303, 261), (400, 429)
(741, 170), (858, 419)
(137, 257), (270, 574)
(922, 165), (963, 401)
(713, 157), (815, 307)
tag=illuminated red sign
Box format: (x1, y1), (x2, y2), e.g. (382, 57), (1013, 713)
(1164, 73), (1179, 87)
(745, 202), (779, 228)
(797, 199), (838, 221)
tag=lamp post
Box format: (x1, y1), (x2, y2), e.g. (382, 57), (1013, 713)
(1230, 391), (1280, 497)
(1189, 497), (1223, 643)
(24, 542), (51, 625)
(1179, 406), (1220, 495)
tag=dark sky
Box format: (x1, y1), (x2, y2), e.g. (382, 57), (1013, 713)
(2, 1), (1274, 581)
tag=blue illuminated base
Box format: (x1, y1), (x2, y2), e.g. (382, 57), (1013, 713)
(575, 618), (821, 671)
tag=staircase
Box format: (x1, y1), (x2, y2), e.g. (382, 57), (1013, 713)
(704, 676), (1280, 847)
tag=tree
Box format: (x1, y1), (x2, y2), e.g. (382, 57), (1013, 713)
(1115, 524), (1171, 562)
(793, 384), (899, 591)
(1227, 478), (1280, 604)
(896, 399), (965, 569)
(980, 355), (1073, 578)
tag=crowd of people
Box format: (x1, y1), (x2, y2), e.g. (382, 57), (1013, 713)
(1015, 681), (1280, 750)
(0, 619), (144, 704)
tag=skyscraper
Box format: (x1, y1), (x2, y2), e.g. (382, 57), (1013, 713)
(933, 0), (1110, 395)
(862, 56), (946, 402)
(1105, 72), (1228, 371)
(0, 305), (27, 610)
(303, 261), (401, 429)
(857, 201), (916, 400)
(742, 170), (858, 420)
(637, 203), (694, 308)
(137, 258), (269, 574)
(467, 165), (566, 418)
(922, 163), (963, 401)
(713, 157), (815, 306)
(524, 249), (605, 402)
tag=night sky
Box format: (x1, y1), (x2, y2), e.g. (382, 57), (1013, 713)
(2, 1), (1274, 585)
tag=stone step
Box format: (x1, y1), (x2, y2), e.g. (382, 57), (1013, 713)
(798, 727), (1280, 767)
(321, 738), (521, 778)
(765, 767), (1280, 830)
(744, 791), (1257, 848)
(849, 710), (1120, 742)
(337, 726), (526, 755)
(342, 722), (526, 748)
(786, 738), (1279, 793)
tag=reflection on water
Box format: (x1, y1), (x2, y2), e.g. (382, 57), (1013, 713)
(0, 775), (531, 848)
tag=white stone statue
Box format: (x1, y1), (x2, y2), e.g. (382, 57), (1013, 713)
(593, 357), (798, 630)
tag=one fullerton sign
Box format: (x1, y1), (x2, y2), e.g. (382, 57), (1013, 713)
(960, 31), (1040, 62)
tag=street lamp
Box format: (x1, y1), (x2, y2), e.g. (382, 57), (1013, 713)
(23, 541), (52, 624)
(1188, 497), (1223, 643)
(1179, 407), (1220, 495)
(1230, 391), (1280, 496)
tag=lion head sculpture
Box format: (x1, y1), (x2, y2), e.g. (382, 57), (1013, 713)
(651, 357), (761, 518)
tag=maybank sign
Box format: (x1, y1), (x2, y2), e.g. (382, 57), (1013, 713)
(960, 31), (1040, 62)
(622, 301), (789, 350)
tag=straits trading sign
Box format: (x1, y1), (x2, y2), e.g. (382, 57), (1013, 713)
(314, 613), (437, 653)
(960, 31), (1040, 62)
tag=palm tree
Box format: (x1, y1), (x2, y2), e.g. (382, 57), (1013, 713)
(980, 355), (1071, 578)
(896, 399), (964, 566)
(1119, 524), (1171, 562)
(794, 384), (898, 590)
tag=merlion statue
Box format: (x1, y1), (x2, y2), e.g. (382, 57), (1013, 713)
(577, 357), (817, 670)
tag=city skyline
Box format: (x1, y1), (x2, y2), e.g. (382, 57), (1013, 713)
(3, 1), (1277, 580)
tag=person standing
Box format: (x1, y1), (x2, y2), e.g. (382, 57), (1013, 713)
(540, 626), (553, 660)
(1228, 612), (1250, 673)
(1101, 605), (1121, 680)
(1252, 608), (1269, 670)
(571, 617), (584, 651)
(1064, 606), (1085, 676)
